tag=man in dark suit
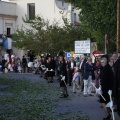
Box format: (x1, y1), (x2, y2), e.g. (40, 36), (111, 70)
(112, 52), (120, 116)
(83, 57), (95, 96)
(22, 56), (27, 73)
(67, 57), (76, 86)
(79, 55), (87, 91)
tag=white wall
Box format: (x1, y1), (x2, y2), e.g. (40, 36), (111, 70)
(0, 1), (16, 16)
(0, 1), (17, 35)
(9, 0), (77, 29)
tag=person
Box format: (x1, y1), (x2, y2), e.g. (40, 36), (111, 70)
(94, 56), (101, 88)
(75, 57), (80, 68)
(16, 57), (22, 73)
(39, 57), (46, 77)
(109, 57), (114, 69)
(22, 56), (27, 73)
(67, 57), (76, 86)
(83, 57), (95, 96)
(118, 52), (120, 59)
(4, 51), (9, 62)
(45, 57), (54, 83)
(34, 58), (40, 74)
(59, 56), (68, 98)
(72, 68), (81, 93)
(112, 52), (120, 116)
(1, 56), (6, 73)
(100, 58), (114, 120)
(79, 55), (87, 91)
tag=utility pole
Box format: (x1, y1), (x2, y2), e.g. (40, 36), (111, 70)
(117, 0), (120, 52)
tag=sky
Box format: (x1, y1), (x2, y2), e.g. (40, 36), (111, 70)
(1, 0), (9, 1)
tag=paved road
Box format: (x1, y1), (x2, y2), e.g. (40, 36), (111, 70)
(0, 73), (120, 120)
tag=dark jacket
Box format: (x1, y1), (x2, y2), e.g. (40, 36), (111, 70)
(83, 62), (95, 80)
(59, 61), (67, 76)
(22, 57), (27, 64)
(79, 59), (87, 75)
(46, 61), (53, 70)
(67, 61), (76, 70)
(113, 58), (120, 116)
(100, 64), (114, 91)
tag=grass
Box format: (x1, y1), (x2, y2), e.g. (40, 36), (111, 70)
(0, 76), (89, 120)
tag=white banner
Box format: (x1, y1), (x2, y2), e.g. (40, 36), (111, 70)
(74, 40), (91, 54)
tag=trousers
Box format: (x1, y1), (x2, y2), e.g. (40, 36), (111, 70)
(83, 75), (92, 95)
(73, 80), (81, 92)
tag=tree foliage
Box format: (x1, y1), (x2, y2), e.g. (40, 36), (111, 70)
(66, 0), (117, 51)
(13, 15), (90, 55)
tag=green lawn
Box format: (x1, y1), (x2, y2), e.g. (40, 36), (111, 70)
(0, 76), (89, 120)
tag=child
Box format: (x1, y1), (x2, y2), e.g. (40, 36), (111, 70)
(72, 68), (81, 93)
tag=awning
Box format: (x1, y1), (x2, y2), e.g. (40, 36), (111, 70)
(92, 51), (104, 55)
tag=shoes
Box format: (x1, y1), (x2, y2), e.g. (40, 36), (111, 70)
(81, 89), (83, 92)
(60, 94), (69, 98)
(103, 114), (111, 120)
(64, 94), (69, 98)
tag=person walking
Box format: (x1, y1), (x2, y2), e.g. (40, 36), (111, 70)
(112, 52), (120, 116)
(99, 57), (114, 120)
(79, 55), (87, 92)
(72, 68), (81, 93)
(67, 57), (76, 86)
(59, 56), (68, 98)
(83, 57), (95, 96)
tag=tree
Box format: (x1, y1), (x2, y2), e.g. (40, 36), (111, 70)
(13, 15), (90, 55)
(66, 0), (117, 51)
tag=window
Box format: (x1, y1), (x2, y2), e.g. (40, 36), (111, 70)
(28, 3), (35, 20)
(7, 28), (11, 36)
(58, 0), (64, 6)
(74, 13), (76, 23)
(62, 1), (64, 6)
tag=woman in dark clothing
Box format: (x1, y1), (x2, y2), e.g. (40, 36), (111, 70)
(100, 58), (114, 120)
(45, 57), (54, 83)
(59, 56), (68, 98)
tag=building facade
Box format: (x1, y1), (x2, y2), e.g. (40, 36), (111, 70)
(0, 1), (17, 36)
(0, 0), (80, 59)
(9, 0), (80, 29)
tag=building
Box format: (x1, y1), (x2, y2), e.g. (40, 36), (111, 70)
(9, 0), (80, 29)
(0, 1), (16, 36)
(0, 0), (80, 59)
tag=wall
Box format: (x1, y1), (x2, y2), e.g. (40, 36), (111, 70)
(0, 1), (17, 35)
(9, 0), (79, 29)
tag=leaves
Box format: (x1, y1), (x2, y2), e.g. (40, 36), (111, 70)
(13, 15), (90, 54)
(66, 0), (117, 51)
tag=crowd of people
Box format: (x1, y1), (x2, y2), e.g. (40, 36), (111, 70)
(0, 51), (120, 120)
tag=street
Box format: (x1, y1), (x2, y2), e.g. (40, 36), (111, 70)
(0, 73), (120, 120)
